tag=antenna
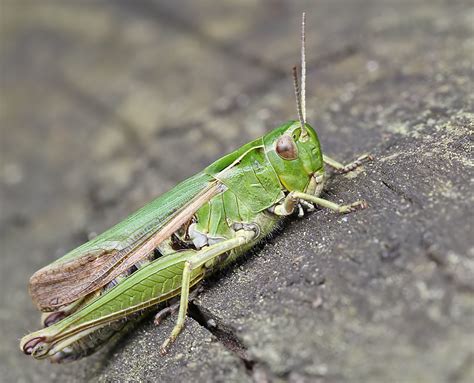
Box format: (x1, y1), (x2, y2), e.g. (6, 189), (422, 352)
(293, 66), (304, 130)
(300, 12), (306, 124)
(293, 13), (307, 132)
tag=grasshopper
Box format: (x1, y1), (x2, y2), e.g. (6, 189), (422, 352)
(20, 13), (371, 362)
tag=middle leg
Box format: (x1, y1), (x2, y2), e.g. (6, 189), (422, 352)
(159, 229), (256, 354)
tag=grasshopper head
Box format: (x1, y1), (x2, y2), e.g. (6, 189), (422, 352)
(264, 14), (325, 195)
(264, 120), (324, 194)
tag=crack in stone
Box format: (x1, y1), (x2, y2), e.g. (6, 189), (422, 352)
(380, 179), (422, 208)
(187, 302), (257, 374)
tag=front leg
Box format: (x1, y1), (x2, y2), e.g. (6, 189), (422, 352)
(271, 191), (367, 216)
(323, 153), (373, 174)
(293, 192), (367, 213)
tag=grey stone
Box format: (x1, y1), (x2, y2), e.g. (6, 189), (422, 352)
(1, 1), (472, 382)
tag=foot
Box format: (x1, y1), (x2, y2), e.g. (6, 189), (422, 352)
(338, 200), (368, 213)
(159, 331), (180, 356)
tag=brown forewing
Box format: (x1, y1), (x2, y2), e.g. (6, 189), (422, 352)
(28, 182), (222, 311)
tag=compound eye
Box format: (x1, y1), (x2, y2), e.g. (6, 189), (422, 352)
(276, 135), (298, 160)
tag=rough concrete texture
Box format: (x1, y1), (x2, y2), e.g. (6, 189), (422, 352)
(1, 1), (473, 382)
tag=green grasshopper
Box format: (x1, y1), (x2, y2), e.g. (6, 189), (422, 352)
(20, 13), (371, 362)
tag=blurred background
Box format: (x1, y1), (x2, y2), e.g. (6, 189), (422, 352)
(1, 1), (473, 382)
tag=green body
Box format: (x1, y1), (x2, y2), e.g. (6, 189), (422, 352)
(21, 121), (326, 361)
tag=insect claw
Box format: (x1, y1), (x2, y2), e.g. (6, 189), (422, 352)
(338, 200), (368, 214)
(159, 345), (168, 356)
(159, 338), (173, 356)
(22, 337), (45, 355)
(351, 200), (369, 211)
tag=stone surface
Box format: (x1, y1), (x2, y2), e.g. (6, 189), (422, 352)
(1, 1), (472, 382)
